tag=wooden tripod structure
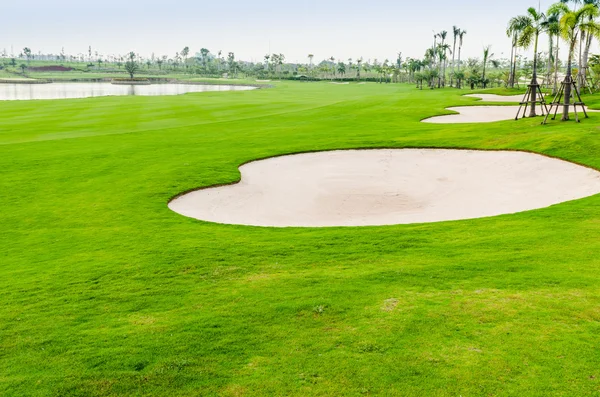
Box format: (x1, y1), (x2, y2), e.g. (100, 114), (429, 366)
(579, 67), (595, 94)
(542, 75), (588, 124)
(515, 82), (549, 120)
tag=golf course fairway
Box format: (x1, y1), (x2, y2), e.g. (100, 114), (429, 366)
(2, 81), (600, 396)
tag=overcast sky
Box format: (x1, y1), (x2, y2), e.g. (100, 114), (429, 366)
(2, 0), (598, 63)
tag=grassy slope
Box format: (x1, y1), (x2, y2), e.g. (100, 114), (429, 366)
(1, 82), (600, 396)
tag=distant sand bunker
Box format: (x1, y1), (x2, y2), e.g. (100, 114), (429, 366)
(465, 94), (526, 102)
(423, 105), (598, 123)
(168, 149), (600, 227)
(423, 106), (522, 123)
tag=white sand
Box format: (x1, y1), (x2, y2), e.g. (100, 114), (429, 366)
(0, 78), (36, 82)
(168, 149), (600, 227)
(423, 106), (522, 123)
(465, 94), (529, 102)
(423, 105), (598, 124)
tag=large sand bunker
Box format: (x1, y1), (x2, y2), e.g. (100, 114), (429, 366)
(168, 149), (600, 227)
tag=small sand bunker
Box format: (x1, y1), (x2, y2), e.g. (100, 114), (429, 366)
(465, 94), (528, 102)
(423, 105), (598, 124)
(168, 149), (600, 227)
(424, 106), (521, 123)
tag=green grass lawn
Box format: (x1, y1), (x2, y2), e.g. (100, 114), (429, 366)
(2, 82), (600, 396)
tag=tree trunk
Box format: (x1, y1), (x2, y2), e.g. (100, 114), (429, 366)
(553, 35), (560, 95)
(483, 58), (487, 88)
(577, 31), (585, 89)
(583, 32), (593, 84)
(511, 35), (518, 88)
(451, 37), (457, 87)
(563, 41), (576, 121)
(546, 34), (553, 90)
(508, 42), (515, 88)
(457, 47), (462, 88)
(529, 32), (539, 118)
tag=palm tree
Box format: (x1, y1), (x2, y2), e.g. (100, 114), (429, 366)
(549, 2), (571, 93)
(507, 15), (530, 88)
(438, 43), (452, 87)
(457, 30), (467, 78)
(337, 62), (346, 80)
(264, 54), (271, 75)
(23, 47), (32, 64)
(431, 32), (438, 71)
(518, 7), (547, 116)
(356, 58), (363, 81)
(329, 56), (335, 80)
(277, 53), (285, 77)
(217, 50), (222, 72)
(482, 45), (494, 88)
(181, 47), (189, 69)
(542, 8), (562, 93)
(558, 3), (600, 120)
(438, 30), (448, 86)
(453, 70), (465, 89)
(581, 0), (600, 88)
(451, 26), (460, 86)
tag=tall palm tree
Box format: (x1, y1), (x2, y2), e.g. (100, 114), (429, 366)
(307, 54), (314, 78)
(264, 54), (271, 76)
(558, 3), (600, 120)
(482, 45), (494, 88)
(181, 47), (189, 69)
(356, 58), (363, 81)
(542, 10), (561, 92)
(200, 48), (210, 70)
(457, 29), (467, 75)
(581, 0), (600, 87)
(277, 53), (285, 78)
(424, 48), (436, 87)
(438, 43), (452, 87)
(558, 0), (598, 87)
(549, 2), (571, 93)
(507, 15), (530, 88)
(451, 26), (460, 86)
(438, 30), (448, 86)
(329, 56), (336, 80)
(432, 32), (438, 70)
(518, 7), (547, 116)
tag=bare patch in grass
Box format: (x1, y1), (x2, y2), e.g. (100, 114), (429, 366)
(381, 298), (399, 312)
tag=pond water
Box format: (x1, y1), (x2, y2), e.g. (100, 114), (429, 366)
(0, 82), (256, 100)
